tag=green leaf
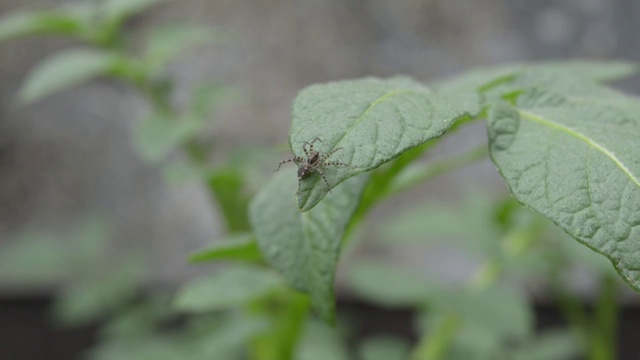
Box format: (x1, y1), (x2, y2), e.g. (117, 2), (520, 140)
(52, 254), (146, 325)
(358, 336), (410, 360)
(0, 8), (89, 42)
(0, 218), (110, 285)
(487, 89), (640, 292)
(207, 167), (252, 232)
(249, 168), (367, 323)
(434, 66), (518, 117)
(295, 320), (350, 360)
(441, 286), (532, 340)
(134, 113), (204, 163)
(101, 0), (170, 25)
(174, 265), (282, 313)
(144, 24), (217, 73)
(521, 60), (639, 83)
(198, 312), (269, 358)
(290, 76), (468, 211)
(379, 191), (502, 253)
(18, 49), (122, 104)
(434, 61), (638, 119)
(189, 233), (263, 263)
(100, 295), (173, 339)
(348, 261), (440, 307)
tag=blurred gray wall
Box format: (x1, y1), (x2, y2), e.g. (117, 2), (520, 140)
(0, 0), (639, 284)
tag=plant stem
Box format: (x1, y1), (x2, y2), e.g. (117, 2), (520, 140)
(411, 313), (460, 360)
(592, 275), (618, 360)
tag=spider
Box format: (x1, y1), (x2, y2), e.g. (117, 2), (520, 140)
(275, 138), (353, 193)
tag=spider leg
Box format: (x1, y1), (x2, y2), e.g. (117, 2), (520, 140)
(303, 138), (324, 155)
(323, 147), (343, 160)
(317, 168), (332, 193)
(275, 158), (294, 172)
(325, 161), (355, 169)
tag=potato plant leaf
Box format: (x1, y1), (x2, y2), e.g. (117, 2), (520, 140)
(249, 168), (367, 323)
(488, 88), (640, 291)
(290, 77), (468, 211)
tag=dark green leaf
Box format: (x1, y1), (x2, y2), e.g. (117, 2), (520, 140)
(290, 77), (468, 211)
(189, 233), (263, 263)
(249, 168), (367, 323)
(174, 265), (282, 313)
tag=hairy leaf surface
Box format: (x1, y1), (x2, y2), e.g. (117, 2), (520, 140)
(249, 168), (367, 323)
(290, 77), (468, 211)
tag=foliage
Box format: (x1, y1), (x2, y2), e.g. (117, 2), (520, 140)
(0, 1), (638, 359)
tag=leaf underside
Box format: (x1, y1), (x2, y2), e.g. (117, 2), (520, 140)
(488, 85), (640, 291)
(249, 168), (367, 323)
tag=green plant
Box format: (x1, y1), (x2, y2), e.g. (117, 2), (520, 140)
(1, 1), (639, 359)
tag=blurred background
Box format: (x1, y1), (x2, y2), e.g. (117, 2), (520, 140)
(0, 0), (639, 359)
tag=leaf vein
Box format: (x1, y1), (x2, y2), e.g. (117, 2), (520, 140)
(519, 110), (640, 189)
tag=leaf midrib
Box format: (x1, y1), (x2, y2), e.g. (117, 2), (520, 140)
(518, 109), (640, 188)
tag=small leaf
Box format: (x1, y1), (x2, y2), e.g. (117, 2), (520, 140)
(434, 60), (639, 119)
(198, 313), (270, 358)
(290, 77), (468, 211)
(174, 265), (282, 313)
(488, 88), (640, 292)
(295, 320), (350, 360)
(441, 286), (532, 339)
(522, 60), (639, 83)
(0, 9), (89, 42)
(18, 49), (122, 104)
(52, 254), (146, 325)
(189, 233), (263, 263)
(249, 168), (368, 323)
(434, 66), (518, 117)
(207, 168), (252, 232)
(133, 113), (204, 163)
(144, 24), (217, 73)
(101, 0), (170, 25)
